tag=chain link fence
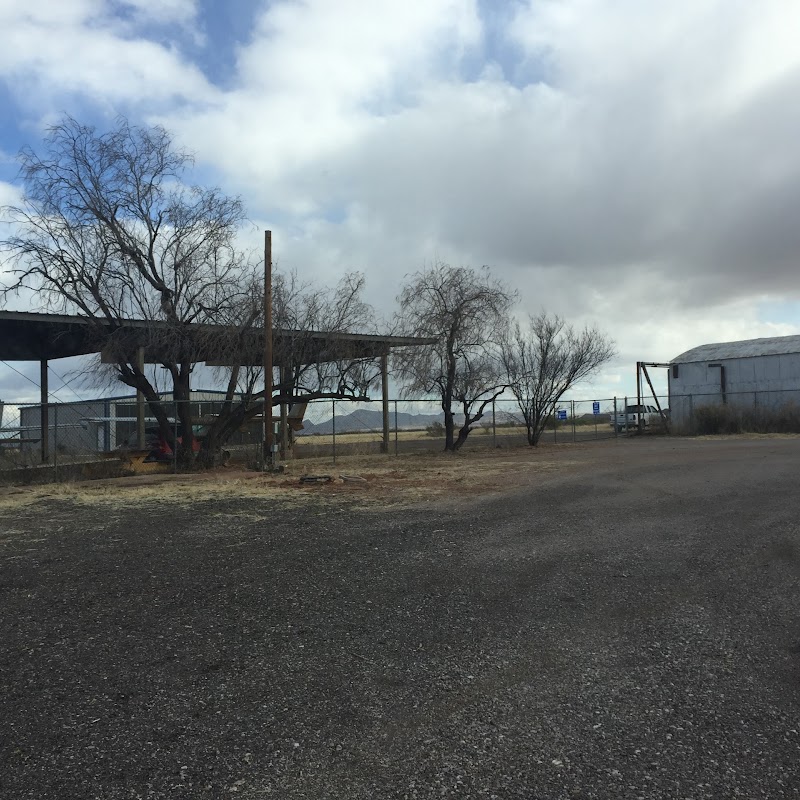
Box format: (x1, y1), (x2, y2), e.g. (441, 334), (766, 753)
(291, 397), (637, 457)
(0, 393), (635, 479)
(0, 396), (267, 482)
(9, 387), (799, 483)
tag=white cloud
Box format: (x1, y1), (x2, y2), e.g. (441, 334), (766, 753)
(162, 0), (481, 201)
(0, 180), (21, 208)
(0, 0), (215, 113)
(154, 0), (800, 324)
(3, 0), (800, 401)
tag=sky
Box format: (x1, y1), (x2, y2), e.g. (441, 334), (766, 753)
(2, 0), (800, 409)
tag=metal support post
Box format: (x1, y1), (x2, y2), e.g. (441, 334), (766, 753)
(641, 363), (669, 429)
(280, 365), (288, 461)
(381, 352), (390, 454)
(136, 346), (146, 449)
(571, 399), (576, 441)
(331, 399), (336, 464)
(40, 359), (49, 463)
(53, 403), (58, 479)
(636, 363), (643, 433)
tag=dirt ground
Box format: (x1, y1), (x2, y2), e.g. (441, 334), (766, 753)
(1, 436), (799, 798)
(0, 442), (588, 513)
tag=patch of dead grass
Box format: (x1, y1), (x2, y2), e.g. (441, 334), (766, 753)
(0, 444), (591, 513)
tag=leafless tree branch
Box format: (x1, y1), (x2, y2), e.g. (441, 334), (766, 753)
(393, 263), (515, 451)
(501, 313), (616, 446)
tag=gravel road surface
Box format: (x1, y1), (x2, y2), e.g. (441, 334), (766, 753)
(1, 437), (799, 798)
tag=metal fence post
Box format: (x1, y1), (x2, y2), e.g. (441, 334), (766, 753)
(492, 399), (496, 448)
(394, 400), (398, 456)
(613, 397), (618, 438)
(53, 404), (58, 480)
(623, 396), (628, 435)
(173, 404), (178, 474)
(332, 399), (336, 465)
(571, 399), (576, 442)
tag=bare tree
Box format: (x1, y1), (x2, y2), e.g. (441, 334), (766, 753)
(0, 115), (379, 466)
(273, 270), (379, 401)
(502, 313), (616, 446)
(201, 270), (379, 461)
(394, 263), (515, 451)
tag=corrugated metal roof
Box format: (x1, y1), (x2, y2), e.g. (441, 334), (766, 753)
(672, 335), (800, 364)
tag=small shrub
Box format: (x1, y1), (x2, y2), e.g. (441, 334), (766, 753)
(425, 421), (445, 437)
(692, 401), (800, 435)
(762, 402), (800, 433)
(692, 404), (741, 435)
(692, 403), (800, 435)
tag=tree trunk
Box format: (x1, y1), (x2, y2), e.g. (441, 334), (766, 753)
(198, 396), (267, 467)
(118, 365), (174, 449)
(527, 408), (545, 446)
(525, 410), (537, 445)
(453, 423), (471, 451)
(174, 364), (195, 468)
(443, 403), (455, 451)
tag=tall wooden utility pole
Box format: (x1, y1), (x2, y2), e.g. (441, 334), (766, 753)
(263, 230), (274, 469)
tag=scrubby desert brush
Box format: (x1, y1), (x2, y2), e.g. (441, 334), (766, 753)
(691, 402), (800, 435)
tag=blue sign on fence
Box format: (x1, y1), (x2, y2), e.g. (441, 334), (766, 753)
(556, 409), (568, 421)
(592, 401), (600, 415)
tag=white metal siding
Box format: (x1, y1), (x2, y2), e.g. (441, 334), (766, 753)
(669, 352), (800, 428)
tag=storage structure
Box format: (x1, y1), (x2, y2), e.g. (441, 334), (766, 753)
(669, 335), (800, 429)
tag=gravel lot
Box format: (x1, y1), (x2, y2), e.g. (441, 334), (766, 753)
(1, 437), (799, 799)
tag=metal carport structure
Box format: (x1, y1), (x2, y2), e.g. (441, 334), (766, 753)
(0, 310), (433, 462)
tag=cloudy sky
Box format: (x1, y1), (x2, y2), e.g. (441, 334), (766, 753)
(2, 0), (800, 407)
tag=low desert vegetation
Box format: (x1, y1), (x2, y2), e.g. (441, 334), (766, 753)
(691, 402), (800, 435)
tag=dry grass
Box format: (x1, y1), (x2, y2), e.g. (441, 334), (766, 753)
(0, 445), (587, 513)
(293, 426), (528, 447)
